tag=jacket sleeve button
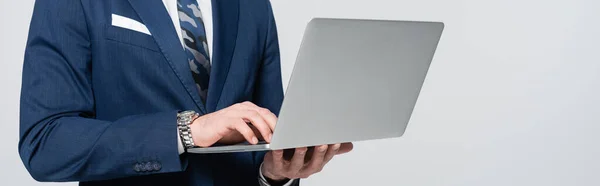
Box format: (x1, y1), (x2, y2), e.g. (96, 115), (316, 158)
(133, 163), (142, 172)
(143, 162), (153, 172)
(152, 162), (162, 171)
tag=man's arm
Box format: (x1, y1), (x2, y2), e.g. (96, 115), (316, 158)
(251, 0), (284, 167)
(251, 0), (285, 114)
(251, 1), (298, 186)
(19, 0), (184, 181)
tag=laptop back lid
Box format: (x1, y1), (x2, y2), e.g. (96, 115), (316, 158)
(270, 18), (444, 150)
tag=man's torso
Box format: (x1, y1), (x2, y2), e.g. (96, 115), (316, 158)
(79, 0), (274, 185)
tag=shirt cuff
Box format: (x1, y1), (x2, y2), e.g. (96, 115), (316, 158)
(177, 126), (185, 155)
(258, 162), (296, 186)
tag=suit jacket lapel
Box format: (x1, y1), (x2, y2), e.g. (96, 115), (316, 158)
(206, 0), (239, 113)
(127, 0), (207, 114)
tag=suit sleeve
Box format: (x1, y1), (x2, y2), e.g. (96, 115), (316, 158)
(251, 0), (284, 165)
(18, 0), (184, 182)
(251, 0), (285, 115)
(252, 1), (300, 186)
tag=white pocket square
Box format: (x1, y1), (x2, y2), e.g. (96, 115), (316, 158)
(111, 14), (151, 35)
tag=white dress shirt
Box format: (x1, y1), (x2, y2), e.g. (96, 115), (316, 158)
(163, 1), (294, 185)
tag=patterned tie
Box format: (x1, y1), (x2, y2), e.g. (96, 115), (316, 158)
(178, 0), (211, 103)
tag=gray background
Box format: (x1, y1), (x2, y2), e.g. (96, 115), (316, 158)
(1, 0), (599, 185)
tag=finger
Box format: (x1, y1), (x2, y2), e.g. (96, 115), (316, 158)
(242, 125), (269, 142)
(272, 150), (285, 170)
(323, 144), (340, 164)
(257, 107), (277, 131)
(288, 147), (308, 178)
(298, 145), (328, 178)
(239, 102), (277, 132)
(230, 120), (259, 144)
(337, 142), (354, 155)
(237, 102), (274, 132)
(239, 109), (272, 142)
(248, 125), (266, 141)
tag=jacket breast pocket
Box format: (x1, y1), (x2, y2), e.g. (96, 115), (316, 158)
(104, 24), (160, 52)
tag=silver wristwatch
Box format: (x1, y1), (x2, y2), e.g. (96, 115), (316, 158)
(177, 110), (198, 149)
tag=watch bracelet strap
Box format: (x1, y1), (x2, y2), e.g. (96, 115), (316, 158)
(178, 124), (194, 148)
(177, 111), (197, 149)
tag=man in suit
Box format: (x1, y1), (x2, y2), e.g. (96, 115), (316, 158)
(18, 0), (352, 185)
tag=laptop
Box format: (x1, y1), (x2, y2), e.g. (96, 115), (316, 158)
(188, 18), (444, 154)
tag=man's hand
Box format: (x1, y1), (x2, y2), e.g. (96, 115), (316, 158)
(261, 143), (354, 180)
(190, 101), (278, 147)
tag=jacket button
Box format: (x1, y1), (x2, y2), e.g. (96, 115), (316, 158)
(152, 162), (162, 171)
(133, 163), (142, 172)
(143, 162), (153, 172)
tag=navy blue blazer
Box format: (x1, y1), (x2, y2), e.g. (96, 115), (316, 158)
(19, 0), (286, 185)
